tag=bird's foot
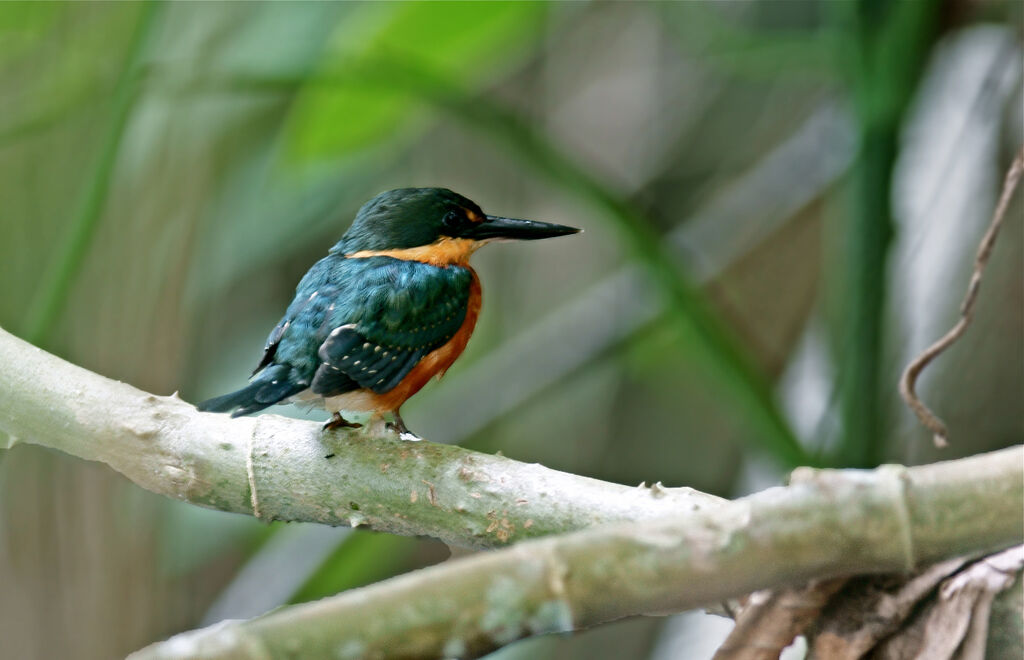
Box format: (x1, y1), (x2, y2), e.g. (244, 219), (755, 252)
(323, 412), (362, 431)
(385, 413), (422, 442)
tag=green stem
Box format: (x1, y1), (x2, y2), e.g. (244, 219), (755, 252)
(838, 124), (897, 467)
(830, 0), (942, 467)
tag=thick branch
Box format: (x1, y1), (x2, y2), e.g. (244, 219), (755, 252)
(2, 326), (1020, 658)
(0, 326), (721, 548)
(131, 448), (1023, 659)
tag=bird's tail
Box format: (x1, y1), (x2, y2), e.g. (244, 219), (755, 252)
(196, 364), (306, 417)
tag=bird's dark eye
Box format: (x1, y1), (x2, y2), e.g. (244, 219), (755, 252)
(442, 210), (463, 231)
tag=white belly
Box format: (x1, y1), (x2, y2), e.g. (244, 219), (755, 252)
(291, 388), (380, 413)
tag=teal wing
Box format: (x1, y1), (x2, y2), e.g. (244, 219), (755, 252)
(311, 257), (472, 396)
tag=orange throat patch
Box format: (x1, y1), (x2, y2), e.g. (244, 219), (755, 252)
(345, 237), (486, 267)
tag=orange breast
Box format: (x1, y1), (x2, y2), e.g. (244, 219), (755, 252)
(368, 269), (482, 412)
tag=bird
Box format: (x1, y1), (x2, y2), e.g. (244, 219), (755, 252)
(196, 187), (580, 438)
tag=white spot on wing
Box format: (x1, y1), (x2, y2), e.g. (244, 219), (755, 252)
(328, 323), (357, 339)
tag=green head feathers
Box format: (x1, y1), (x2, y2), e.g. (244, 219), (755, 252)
(333, 188), (580, 254)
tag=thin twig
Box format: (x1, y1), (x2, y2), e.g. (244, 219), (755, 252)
(899, 146), (1024, 447)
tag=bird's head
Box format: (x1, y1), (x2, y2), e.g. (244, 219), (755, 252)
(333, 188), (580, 265)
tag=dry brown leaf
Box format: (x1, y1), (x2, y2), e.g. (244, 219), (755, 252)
(913, 546), (1024, 660)
(810, 558), (969, 659)
(835, 547), (1023, 660)
(713, 579), (847, 660)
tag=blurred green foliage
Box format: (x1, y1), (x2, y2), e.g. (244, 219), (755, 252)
(828, 0), (942, 467)
(23, 2), (158, 345)
(0, 2), (1020, 659)
(285, 2), (545, 160)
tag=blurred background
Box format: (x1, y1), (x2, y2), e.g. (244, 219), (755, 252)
(0, 2), (1021, 658)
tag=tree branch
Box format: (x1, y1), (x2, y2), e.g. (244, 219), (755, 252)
(0, 326), (722, 548)
(1, 325), (1020, 658)
(130, 447), (1022, 659)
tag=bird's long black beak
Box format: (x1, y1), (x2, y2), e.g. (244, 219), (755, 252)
(464, 215), (581, 241)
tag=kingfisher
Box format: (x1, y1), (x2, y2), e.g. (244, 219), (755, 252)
(196, 188), (580, 437)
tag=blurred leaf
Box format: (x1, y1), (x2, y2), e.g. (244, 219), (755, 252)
(283, 1), (545, 162)
(0, 3), (60, 62)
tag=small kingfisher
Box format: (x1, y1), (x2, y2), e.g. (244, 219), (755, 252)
(197, 188), (580, 437)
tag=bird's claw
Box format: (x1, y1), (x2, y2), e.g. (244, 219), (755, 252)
(323, 412), (362, 431)
(386, 414), (422, 442)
